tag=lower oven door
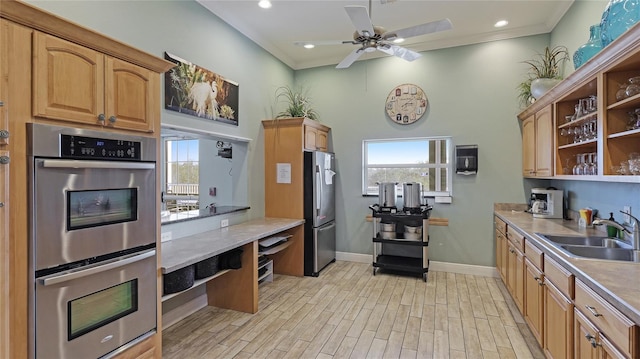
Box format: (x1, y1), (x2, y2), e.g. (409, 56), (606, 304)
(34, 250), (156, 359)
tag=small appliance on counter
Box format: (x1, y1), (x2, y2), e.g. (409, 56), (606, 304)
(530, 187), (564, 219)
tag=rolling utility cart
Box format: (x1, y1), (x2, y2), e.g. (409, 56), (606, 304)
(370, 204), (432, 282)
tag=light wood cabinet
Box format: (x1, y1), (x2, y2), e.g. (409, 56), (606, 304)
(506, 239), (524, 313)
(524, 256), (544, 346)
(1, 1), (174, 357)
(494, 216), (508, 282)
(522, 104), (553, 177)
(544, 280), (574, 359)
(33, 32), (160, 133)
(304, 123), (329, 151)
(518, 23), (640, 183)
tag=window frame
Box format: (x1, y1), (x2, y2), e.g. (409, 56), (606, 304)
(163, 138), (200, 213)
(362, 136), (453, 198)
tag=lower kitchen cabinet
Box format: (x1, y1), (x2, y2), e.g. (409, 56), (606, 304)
(506, 239), (525, 312)
(544, 280), (573, 359)
(524, 257), (544, 346)
(494, 216), (508, 282)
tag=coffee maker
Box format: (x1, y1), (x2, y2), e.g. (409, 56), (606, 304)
(530, 188), (563, 219)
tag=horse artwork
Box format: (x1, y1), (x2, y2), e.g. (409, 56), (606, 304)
(164, 52), (239, 126)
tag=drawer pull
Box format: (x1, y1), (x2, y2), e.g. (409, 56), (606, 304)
(98, 113), (105, 122)
(509, 248), (515, 254)
(586, 305), (603, 317)
(585, 334), (601, 348)
(534, 277), (544, 286)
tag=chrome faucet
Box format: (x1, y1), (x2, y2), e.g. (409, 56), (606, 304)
(593, 211), (640, 250)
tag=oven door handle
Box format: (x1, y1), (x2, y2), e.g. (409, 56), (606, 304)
(38, 250), (156, 286)
(41, 159), (155, 170)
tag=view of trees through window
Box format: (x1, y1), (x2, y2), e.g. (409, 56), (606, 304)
(165, 139), (199, 212)
(363, 138), (451, 197)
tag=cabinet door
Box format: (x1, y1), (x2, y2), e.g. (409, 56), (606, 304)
(316, 128), (328, 151)
(524, 258), (544, 346)
(105, 57), (158, 133)
(506, 241), (524, 312)
(522, 115), (536, 176)
(600, 334), (627, 359)
(496, 229), (507, 282)
(33, 32), (105, 125)
(0, 150), (8, 359)
(574, 309), (598, 359)
(535, 105), (553, 176)
(304, 125), (318, 150)
(544, 280), (573, 359)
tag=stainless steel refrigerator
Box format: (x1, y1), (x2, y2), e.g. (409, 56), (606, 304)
(304, 151), (336, 276)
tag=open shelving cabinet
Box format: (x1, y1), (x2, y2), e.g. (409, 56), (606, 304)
(518, 22), (640, 183)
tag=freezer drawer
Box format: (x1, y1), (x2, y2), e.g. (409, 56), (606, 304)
(304, 221), (336, 276)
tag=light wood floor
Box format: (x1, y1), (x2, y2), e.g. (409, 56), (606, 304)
(162, 261), (544, 359)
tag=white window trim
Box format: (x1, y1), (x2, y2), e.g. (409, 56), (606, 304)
(362, 136), (453, 197)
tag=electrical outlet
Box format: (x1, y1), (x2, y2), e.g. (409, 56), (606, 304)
(623, 206), (632, 224)
(220, 219), (229, 227)
(161, 231), (172, 242)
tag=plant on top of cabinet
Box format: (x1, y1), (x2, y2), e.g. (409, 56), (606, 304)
(518, 46), (570, 105)
(274, 85), (319, 121)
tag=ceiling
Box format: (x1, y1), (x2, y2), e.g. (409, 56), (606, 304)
(196, 0), (574, 70)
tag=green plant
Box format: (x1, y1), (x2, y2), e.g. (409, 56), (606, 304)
(274, 85), (319, 120)
(522, 45), (570, 79)
(517, 45), (570, 108)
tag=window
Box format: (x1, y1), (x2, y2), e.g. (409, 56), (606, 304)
(363, 137), (452, 197)
(164, 139), (199, 213)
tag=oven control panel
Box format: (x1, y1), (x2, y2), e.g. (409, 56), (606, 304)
(61, 134), (142, 160)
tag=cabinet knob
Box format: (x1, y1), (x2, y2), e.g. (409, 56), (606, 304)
(585, 334), (600, 348)
(98, 114), (105, 122)
(0, 130), (9, 139)
(585, 305), (602, 317)
(0, 202), (4, 208)
(109, 116), (117, 123)
(0, 156), (9, 165)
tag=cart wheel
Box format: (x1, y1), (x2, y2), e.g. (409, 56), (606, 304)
(373, 268), (376, 276)
(422, 273), (427, 282)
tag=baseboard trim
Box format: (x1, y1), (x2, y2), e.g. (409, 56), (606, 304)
(336, 251), (498, 278)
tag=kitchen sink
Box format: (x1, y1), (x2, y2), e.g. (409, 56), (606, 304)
(536, 233), (639, 262)
(537, 234), (633, 249)
(560, 245), (640, 262)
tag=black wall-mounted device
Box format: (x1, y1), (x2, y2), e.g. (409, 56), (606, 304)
(455, 144), (478, 175)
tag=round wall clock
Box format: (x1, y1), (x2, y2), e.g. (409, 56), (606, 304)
(385, 84), (428, 125)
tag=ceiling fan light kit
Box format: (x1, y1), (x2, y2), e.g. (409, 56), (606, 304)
(295, 1), (453, 69)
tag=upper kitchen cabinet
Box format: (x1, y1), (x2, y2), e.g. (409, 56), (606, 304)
(33, 33), (160, 133)
(522, 105), (553, 177)
(518, 23), (640, 183)
(263, 117), (331, 152)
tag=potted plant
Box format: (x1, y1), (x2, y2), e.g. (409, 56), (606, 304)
(274, 84), (319, 120)
(518, 45), (570, 106)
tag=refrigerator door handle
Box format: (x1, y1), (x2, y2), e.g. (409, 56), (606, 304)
(316, 164), (321, 211)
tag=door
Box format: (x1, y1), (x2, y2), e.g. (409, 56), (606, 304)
(311, 151), (335, 226)
(314, 221), (336, 273)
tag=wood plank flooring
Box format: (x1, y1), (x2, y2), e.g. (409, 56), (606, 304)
(162, 261), (544, 358)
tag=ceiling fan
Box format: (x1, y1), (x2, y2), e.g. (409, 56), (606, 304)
(295, 0), (453, 69)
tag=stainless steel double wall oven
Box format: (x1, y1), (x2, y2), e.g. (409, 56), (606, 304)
(28, 123), (158, 359)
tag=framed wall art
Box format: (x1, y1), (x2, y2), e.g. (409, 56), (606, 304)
(164, 52), (239, 126)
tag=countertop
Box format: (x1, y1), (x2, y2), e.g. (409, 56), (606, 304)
(495, 209), (640, 324)
(161, 217), (305, 274)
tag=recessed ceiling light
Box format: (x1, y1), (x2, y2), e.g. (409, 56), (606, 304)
(304, 44), (315, 49)
(393, 38), (405, 44)
(258, 0), (272, 9)
(494, 20), (508, 28)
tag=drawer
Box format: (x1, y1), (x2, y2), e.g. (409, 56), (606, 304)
(494, 216), (507, 235)
(575, 279), (637, 358)
(507, 226), (524, 251)
(524, 240), (543, 271)
(543, 256), (574, 299)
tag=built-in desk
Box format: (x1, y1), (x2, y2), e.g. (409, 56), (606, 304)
(161, 217), (305, 313)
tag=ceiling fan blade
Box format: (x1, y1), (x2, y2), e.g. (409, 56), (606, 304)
(345, 6), (375, 37)
(383, 18), (453, 40)
(294, 40), (348, 47)
(336, 48), (364, 69)
(385, 45), (422, 62)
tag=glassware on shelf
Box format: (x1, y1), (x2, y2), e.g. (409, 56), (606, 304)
(620, 160), (631, 175)
(563, 158), (573, 175)
(616, 83), (628, 100)
(588, 152), (598, 175)
(625, 78), (640, 97)
(626, 109), (640, 130)
(629, 159), (640, 174)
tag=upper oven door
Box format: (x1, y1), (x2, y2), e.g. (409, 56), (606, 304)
(33, 158), (156, 270)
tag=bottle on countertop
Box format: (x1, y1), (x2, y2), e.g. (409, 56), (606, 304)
(607, 212), (619, 238)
